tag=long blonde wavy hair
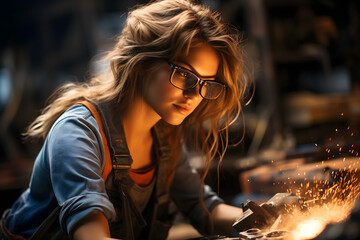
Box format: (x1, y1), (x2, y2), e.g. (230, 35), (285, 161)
(25, 0), (250, 218)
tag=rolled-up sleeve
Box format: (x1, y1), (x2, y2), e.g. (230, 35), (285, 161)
(47, 114), (116, 235)
(170, 149), (224, 235)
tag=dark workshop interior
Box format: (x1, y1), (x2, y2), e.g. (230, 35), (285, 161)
(1, 0), (360, 239)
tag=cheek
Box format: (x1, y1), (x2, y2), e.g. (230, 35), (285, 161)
(145, 70), (176, 104)
(159, 70), (182, 95)
(161, 83), (179, 100)
(194, 96), (203, 108)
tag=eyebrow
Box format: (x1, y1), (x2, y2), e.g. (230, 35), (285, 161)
(176, 60), (217, 79)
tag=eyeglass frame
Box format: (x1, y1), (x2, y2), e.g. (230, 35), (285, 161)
(167, 62), (226, 100)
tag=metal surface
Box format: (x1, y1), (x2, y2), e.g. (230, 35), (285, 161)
(239, 228), (293, 240)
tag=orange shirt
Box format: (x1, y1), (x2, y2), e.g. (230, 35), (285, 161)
(128, 165), (156, 187)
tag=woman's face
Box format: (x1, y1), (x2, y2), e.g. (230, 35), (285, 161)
(144, 43), (220, 125)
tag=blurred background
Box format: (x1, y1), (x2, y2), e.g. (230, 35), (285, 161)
(1, 0), (360, 239)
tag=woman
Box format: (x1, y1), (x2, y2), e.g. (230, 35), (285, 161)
(1, 0), (250, 239)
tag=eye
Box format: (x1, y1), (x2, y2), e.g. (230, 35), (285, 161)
(178, 69), (191, 79)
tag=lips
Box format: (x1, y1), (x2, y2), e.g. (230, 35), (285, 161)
(173, 104), (192, 115)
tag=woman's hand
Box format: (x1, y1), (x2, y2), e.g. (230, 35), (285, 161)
(211, 203), (243, 236)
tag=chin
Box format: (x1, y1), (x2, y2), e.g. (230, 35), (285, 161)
(162, 116), (186, 126)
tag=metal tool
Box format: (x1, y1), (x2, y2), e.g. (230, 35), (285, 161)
(232, 193), (307, 232)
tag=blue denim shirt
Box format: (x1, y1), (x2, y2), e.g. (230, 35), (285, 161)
(5, 104), (223, 238)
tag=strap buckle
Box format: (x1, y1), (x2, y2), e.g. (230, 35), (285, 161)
(112, 154), (132, 168)
(112, 164), (131, 170)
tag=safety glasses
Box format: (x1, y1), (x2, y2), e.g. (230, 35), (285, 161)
(168, 62), (226, 100)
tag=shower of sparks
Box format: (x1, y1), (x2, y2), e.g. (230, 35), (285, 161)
(271, 124), (360, 239)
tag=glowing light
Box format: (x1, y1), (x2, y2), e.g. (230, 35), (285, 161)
(293, 219), (326, 240)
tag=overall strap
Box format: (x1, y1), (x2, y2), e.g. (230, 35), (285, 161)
(152, 125), (172, 200)
(79, 100), (134, 180)
(80, 101), (137, 240)
(77, 100), (112, 181)
(148, 125), (174, 240)
(95, 101), (133, 176)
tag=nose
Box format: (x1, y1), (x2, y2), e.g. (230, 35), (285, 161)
(183, 86), (201, 100)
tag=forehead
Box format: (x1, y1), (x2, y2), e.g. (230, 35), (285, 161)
(177, 43), (220, 78)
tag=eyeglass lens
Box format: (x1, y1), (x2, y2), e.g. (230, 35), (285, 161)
(171, 68), (224, 99)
